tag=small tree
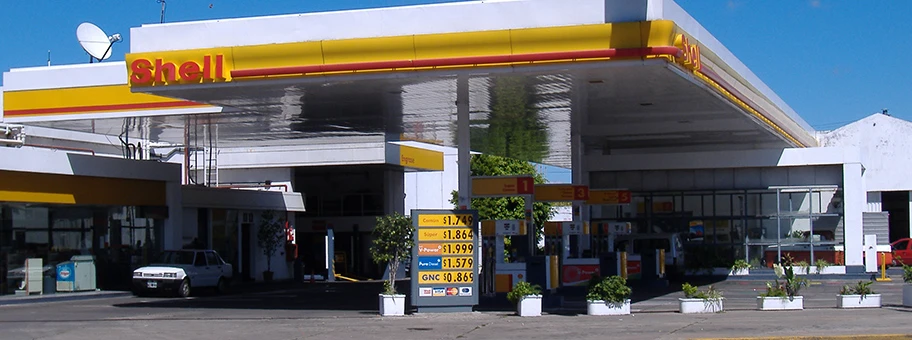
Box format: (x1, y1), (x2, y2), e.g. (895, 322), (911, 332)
(257, 210), (285, 279)
(370, 212), (414, 295)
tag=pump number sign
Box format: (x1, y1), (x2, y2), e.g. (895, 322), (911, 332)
(411, 209), (479, 312)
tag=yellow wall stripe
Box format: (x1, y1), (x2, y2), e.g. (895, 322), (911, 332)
(0, 170), (167, 206)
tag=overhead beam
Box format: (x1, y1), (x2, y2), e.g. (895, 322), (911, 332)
(581, 118), (751, 136)
(585, 147), (862, 172)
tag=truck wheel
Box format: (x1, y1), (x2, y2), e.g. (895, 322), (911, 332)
(177, 279), (191, 298)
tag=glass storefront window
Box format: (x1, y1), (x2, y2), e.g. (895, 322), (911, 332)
(589, 187), (845, 271)
(1, 204), (163, 295)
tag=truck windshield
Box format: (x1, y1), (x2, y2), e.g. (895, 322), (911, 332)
(155, 251), (195, 265)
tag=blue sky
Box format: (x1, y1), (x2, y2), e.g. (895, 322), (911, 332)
(1, 0), (909, 131)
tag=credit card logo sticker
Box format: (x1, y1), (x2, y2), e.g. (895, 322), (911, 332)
(432, 288), (446, 297)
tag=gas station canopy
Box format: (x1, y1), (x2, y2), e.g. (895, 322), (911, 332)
(2, 0), (816, 168)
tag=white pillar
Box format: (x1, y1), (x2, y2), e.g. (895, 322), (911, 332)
(164, 181), (183, 251)
(457, 76), (471, 210)
(571, 77), (589, 257)
(843, 163), (864, 267)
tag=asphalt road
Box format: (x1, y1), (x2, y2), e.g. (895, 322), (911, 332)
(0, 280), (910, 340)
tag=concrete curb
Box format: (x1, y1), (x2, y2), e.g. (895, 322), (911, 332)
(0, 291), (132, 306)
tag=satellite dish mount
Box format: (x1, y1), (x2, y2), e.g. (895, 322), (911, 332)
(76, 22), (122, 63)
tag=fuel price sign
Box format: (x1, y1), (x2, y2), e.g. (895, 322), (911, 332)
(411, 209), (479, 313)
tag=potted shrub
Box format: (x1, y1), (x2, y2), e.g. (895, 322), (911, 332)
(679, 283), (724, 314)
(369, 213), (413, 316)
(256, 210), (285, 282)
(837, 281), (880, 308)
(757, 257), (807, 311)
(814, 259), (831, 275)
(586, 275), (632, 316)
(507, 281), (543, 317)
(730, 259), (750, 276)
(903, 265), (912, 307)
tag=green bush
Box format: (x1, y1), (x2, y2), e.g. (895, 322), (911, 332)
(839, 281), (875, 297)
(370, 213), (414, 295)
(681, 283), (699, 298)
(682, 282), (723, 300)
(586, 275), (632, 307)
(731, 259), (751, 271)
(506, 281), (542, 305)
(903, 265), (912, 283)
(814, 259), (831, 275)
(761, 255), (807, 298)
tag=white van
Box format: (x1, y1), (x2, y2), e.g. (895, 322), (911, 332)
(613, 233), (686, 275)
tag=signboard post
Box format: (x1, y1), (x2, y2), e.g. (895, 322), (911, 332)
(411, 209), (479, 313)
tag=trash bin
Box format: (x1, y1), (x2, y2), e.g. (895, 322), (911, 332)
(43, 268), (56, 295)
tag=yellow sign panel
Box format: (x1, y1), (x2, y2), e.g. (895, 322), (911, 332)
(417, 242), (475, 255)
(418, 228), (474, 241)
(587, 190), (632, 205)
(441, 257), (475, 269)
(417, 214), (474, 227)
(534, 184), (589, 202)
(397, 145), (444, 171)
(417, 271), (475, 284)
(471, 176), (534, 196)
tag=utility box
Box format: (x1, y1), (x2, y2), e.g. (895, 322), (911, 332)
(25, 258), (43, 295)
(56, 255), (97, 292)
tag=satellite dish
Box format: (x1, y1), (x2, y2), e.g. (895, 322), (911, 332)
(76, 22), (122, 63)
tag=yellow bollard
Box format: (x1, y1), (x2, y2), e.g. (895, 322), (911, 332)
(550, 255), (559, 290)
(620, 251), (628, 280)
(659, 249), (666, 277)
(876, 252), (892, 282)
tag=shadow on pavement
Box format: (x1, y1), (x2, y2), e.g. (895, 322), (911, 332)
(114, 280), (401, 312)
(111, 277), (735, 313)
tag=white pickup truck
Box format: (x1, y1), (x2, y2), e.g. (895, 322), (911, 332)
(132, 249), (232, 297)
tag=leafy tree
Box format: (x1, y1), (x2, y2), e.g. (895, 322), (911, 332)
(449, 154), (554, 244)
(257, 210), (286, 277)
(470, 75), (548, 163)
(370, 212), (414, 295)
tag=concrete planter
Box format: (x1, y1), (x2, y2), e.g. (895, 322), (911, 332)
(587, 299), (631, 316)
(836, 294), (881, 308)
(757, 296), (803, 311)
(795, 266), (846, 275)
(517, 295), (542, 317)
(379, 294), (406, 316)
(904, 284), (912, 307)
(729, 268), (749, 276)
(679, 298), (724, 314)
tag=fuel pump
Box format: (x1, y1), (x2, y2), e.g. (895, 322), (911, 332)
(480, 220), (528, 293)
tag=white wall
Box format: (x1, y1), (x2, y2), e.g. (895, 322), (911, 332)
(404, 145), (459, 213)
(820, 114), (912, 192)
(217, 167), (294, 190)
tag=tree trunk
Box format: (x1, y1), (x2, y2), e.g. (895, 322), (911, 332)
(390, 255), (399, 291)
